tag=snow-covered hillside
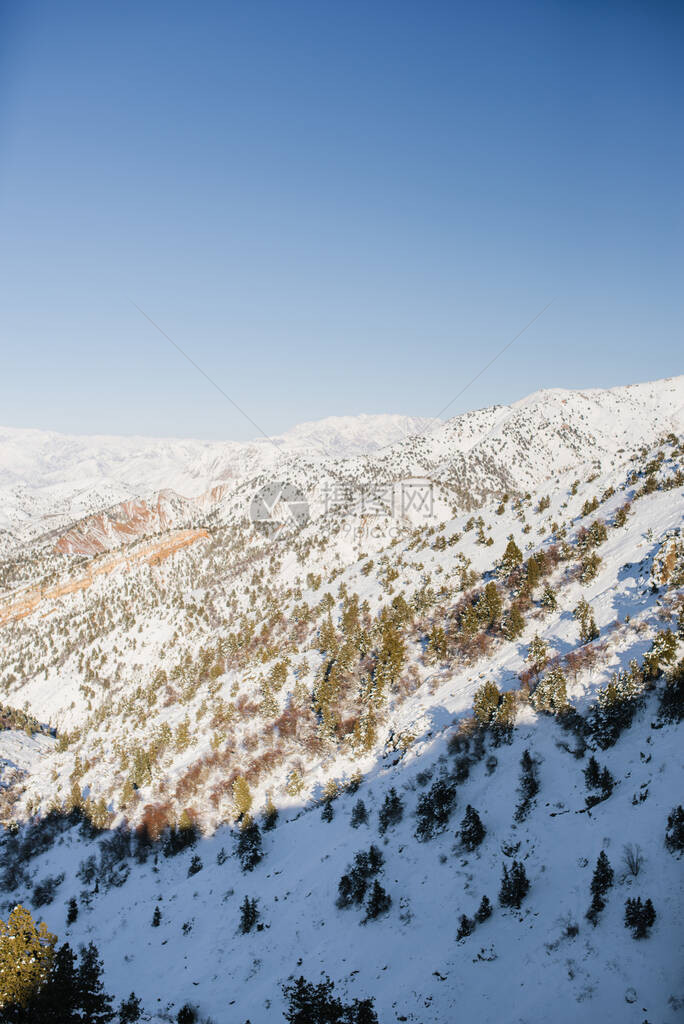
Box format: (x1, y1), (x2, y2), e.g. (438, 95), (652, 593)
(0, 377), (682, 1023)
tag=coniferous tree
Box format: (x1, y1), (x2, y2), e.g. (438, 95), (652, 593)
(364, 880), (391, 921)
(499, 860), (530, 909)
(456, 913), (475, 940)
(590, 851), (614, 897)
(66, 898), (78, 926)
(475, 895), (492, 923)
(665, 805), (684, 853)
(503, 603), (525, 640)
(239, 896), (260, 934)
(76, 942), (115, 1024)
(472, 681), (500, 727)
(151, 906), (161, 927)
(378, 788), (403, 834)
(188, 855), (202, 877)
(118, 992), (143, 1023)
(459, 805), (486, 851)
(514, 749), (539, 821)
(263, 795), (278, 831)
(624, 897), (656, 938)
(499, 536), (523, 577)
(236, 820), (263, 872)
(584, 755), (601, 789)
(283, 975), (378, 1024)
(351, 799), (368, 828)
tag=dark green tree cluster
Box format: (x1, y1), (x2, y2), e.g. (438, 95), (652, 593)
(624, 897), (656, 938)
(415, 776), (457, 841)
(283, 975), (378, 1023)
(336, 846), (388, 922)
(378, 788), (403, 834)
(499, 860), (530, 909)
(514, 750), (539, 822)
(459, 805), (486, 851)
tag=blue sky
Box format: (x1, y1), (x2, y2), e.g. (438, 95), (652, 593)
(0, 0), (681, 440)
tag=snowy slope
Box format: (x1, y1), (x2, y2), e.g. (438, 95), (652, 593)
(0, 376), (682, 1023)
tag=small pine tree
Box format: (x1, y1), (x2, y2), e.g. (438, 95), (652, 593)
(351, 799), (368, 828)
(540, 584), (557, 613)
(472, 681), (501, 727)
(590, 851), (614, 897)
(187, 855), (202, 877)
(239, 896), (260, 934)
(378, 788), (403, 834)
(236, 820), (263, 872)
(364, 880), (391, 921)
(499, 536), (523, 577)
(119, 992), (143, 1023)
(526, 634), (549, 679)
(624, 897), (656, 938)
(321, 800), (334, 822)
(584, 755), (601, 789)
(459, 805), (486, 851)
(665, 805), (684, 853)
(76, 942), (115, 1023)
(475, 895), (492, 923)
(586, 891), (605, 927)
(152, 906), (161, 927)
(456, 913), (475, 940)
(499, 860), (530, 909)
(503, 603), (525, 640)
(66, 897), (78, 926)
(263, 795), (278, 831)
(232, 775), (253, 820)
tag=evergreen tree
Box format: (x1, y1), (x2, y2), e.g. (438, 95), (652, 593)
(472, 681), (500, 727)
(351, 799), (368, 828)
(321, 799), (334, 822)
(583, 755), (601, 789)
(239, 896), (260, 934)
(590, 851), (614, 897)
(415, 777), (457, 841)
(76, 942), (115, 1023)
(573, 598), (599, 644)
(378, 788), (403, 834)
(283, 975), (378, 1024)
(624, 897), (656, 938)
(118, 993), (143, 1023)
(499, 536), (523, 577)
(232, 775), (253, 820)
(0, 905), (56, 1010)
(364, 880), (391, 921)
(665, 805), (684, 853)
(475, 895), (492, 923)
(456, 913), (474, 940)
(540, 584), (557, 613)
(532, 666), (568, 714)
(503, 603), (525, 640)
(29, 941), (80, 1024)
(151, 906), (161, 927)
(499, 860), (530, 909)
(586, 891), (605, 927)
(459, 805), (486, 851)
(526, 635), (549, 679)
(187, 855), (202, 877)
(66, 898), (78, 926)
(263, 795), (278, 831)
(236, 820), (263, 872)
(514, 749), (539, 821)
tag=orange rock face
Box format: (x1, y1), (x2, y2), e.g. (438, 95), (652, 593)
(0, 529), (209, 627)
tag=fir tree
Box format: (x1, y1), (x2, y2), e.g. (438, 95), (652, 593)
(263, 795), (278, 831)
(378, 788), (403, 834)
(499, 860), (530, 909)
(151, 906), (161, 927)
(472, 681), (500, 727)
(514, 749), (539, 821)
(665, 805), (684, 853)
(321, 799), (334, 822)
(239, 896), (260, 934)
(532, 666), (568, 715)
(283, 975), (378, 1024)
(118, 992), (143, 1023)
(456, 913), (475, 940)
(586, 891), (605, 927)
(364, 880), (392, 921)
(583, 755), (601, 788)
(499, 536), (523, 577)
(590, 851), (614, 897)
(475, 895), (492, 923)
(351, 799), (368, 828)
(187, 855), (202, 877)
(0, 905), (56, 1010)
(415, 777), (457, 841)
(503, 603), (525, 640)
(76, 943), (115, 1024)
(624, 897), (656, 938)
(236, 820), (263, 872)
(526, 634), (549, 680)
(66, 898), (78, 926)
(540, 584), (557, 613)
(459, 805), (486, 851)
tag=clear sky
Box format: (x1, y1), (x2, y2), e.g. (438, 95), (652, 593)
(0, 0), (681, 440)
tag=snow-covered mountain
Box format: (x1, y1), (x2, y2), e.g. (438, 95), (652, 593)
(0, 376), (682, 1023)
